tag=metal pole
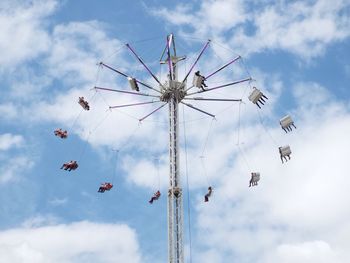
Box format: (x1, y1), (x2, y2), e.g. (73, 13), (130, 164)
(167, 35), (184, 263)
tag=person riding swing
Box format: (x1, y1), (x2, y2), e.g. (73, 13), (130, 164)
(149, 190), (161, 204)
(204, 186), (213, 202)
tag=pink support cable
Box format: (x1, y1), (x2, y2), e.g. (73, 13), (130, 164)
(100, 62), (128, 78)
(109, 100), (160, 109)
(181, 102), (215, 118)
(139, 103), (167, 122)
(186, 77), (252, 96)
(94, 87), (159, 98)
(205, 56), (241, 80)
(126, 43), (162, 86)
(100, 62), (160, 93)
(167, 34), (173, 80)
(182, 40), (211, 84)
(183, 98), (242, 102)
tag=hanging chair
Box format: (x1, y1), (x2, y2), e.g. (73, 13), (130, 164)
(248, 87), (268, 108)
(249, 172), (260, 187)
(192, 72), (206, 89)
(128, 77), (140, 92)
(279, 115), (296, 133)
(78, 97), (90, 110)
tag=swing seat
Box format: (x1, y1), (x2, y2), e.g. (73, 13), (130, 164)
(280, 145), (291, 156)
(192, 74), (205, 88)
(78, 98), (90, 110)
(128, 77), (139, 92)
(251, 172), (260, 182)
(248, 88), (263, 104)
(54, 129), (68, 138)
(98, 183), (113, 193)
(280, 115), (294, 129)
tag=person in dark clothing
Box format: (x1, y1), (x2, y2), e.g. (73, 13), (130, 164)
(204, 186), (213, 202)
(149, 190), (161, 204)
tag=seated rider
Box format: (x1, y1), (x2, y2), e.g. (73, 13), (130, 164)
(78, 97), (90, 110)
(54, 128), (68, 138)
(98, 182), (113, 193)
(98, 183), (106, 193)
(149, 190), (161, 204)
(60, 160), (78, 171)
(204, 186), (213, 202)
(60, 160), (71, 170)
(195, 71), (207, 91)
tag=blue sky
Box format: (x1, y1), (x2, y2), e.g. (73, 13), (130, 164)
(0, 0), (350, 262)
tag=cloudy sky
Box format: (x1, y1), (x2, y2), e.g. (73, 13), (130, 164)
(1, 0), (350, 262)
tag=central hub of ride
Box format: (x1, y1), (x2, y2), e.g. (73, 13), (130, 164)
(160, 80), (187, 102)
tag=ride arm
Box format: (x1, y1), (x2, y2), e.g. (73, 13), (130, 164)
(186, 77), (252, 96)
(205, 56), (241, 80)
(180, 102), (215, 118)
(139, 103), (168, 122)
(126, 43), (164, 89)
(99, 62), (160, 94)
(183, 97), (242, 102)
(181, 40), (211, 85)
(109, 100), (161, 109)
(94, 86), (160, 98)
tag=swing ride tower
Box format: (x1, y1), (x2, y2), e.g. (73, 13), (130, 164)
(160, 35), (186, 263)
(96, 34), (251, 263)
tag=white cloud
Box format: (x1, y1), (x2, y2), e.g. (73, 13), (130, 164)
(0, 103), (18, 120)
(0, 1), (124, 110)
(0, 156), (33, 183)
(45, 21), (123, 85)
(151, 0), (246, 36)
(21, 215), (60, 228)
(240, 0), (350, 58)
(48, 198), (68, 206)
(0, 221), (141, 263)
(0, 0), (57, 68)
(0, 133), (24, 150)
(122, 155), (168, 190)
(150, 0), (350, 59)
(272, 241), (342, 263)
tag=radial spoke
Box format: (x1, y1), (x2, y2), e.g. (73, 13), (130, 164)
(186, 77), (252, 96)
(99, 62), (128, 77)
(95, 86), (160, 98)
(205, 56), (241, 80)
(185, 85), (195, 93)
(139, 103), (168, 122)
(183, 97), (242, 102)
(126, 43), (163, 87)
(99, 62), (160, 94)
(110, 100), (161, 109)
(181, 102), (215, 118)
(181, 40), (211, 85)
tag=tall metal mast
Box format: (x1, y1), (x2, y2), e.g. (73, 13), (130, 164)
(160, 34), (186, 263)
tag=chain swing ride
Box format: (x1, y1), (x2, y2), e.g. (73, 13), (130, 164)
(54, 34), (297, 263)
